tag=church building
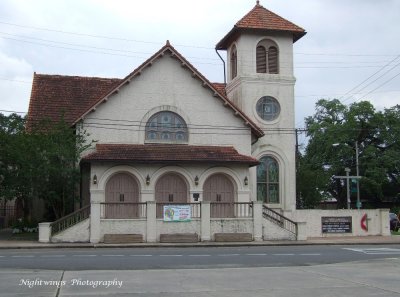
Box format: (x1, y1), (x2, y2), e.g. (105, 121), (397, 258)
(32, 2), (389, 243)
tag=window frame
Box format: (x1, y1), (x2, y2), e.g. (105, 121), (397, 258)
(256, 39), (279, 74)
(255, 96), (281, 122)
(257, 156), (280, 204)
(230, 45), (237, 80)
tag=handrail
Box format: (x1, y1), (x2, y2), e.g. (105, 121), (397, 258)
(210, 202), (253, 218)
(262, 205), (297, 237)
(50, 205), (90, 236)
(101, 202), (147, 219)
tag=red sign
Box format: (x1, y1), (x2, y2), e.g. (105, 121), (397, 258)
(361, 214), (368, 231)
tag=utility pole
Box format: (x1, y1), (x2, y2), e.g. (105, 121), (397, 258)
(355, 141), (361, 209)
(332, 141), (361, 209)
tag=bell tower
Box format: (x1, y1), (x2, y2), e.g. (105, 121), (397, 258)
(216, 2), (306, 211)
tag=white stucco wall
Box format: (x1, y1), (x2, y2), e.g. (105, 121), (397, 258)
(262, 218), (296, 240)
(210, 218), (253, 238)
(51, 219), (90, 243)
(289, 209), (390, 237)
(156, 219), (201, 241)
(100, 219), (146, 242)
(80, 51), (252, 156)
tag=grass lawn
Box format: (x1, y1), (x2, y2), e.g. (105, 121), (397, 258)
(10, 232), (38, 241)
(391, 230), (400, 236)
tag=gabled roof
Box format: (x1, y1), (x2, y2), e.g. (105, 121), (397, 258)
(82, 144), (259, 167)
(27, 43), (263, 138)
(216, 2), (306, 49)
(27, 74), (121, 129)
(73, 41), (264, 138)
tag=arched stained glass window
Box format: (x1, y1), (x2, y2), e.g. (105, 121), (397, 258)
(257, 156), (279, 203)
(145, 111), (188, 142)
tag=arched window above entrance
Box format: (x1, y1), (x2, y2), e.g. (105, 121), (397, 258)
(257, 156), (279, 203)
(145, 111), (188, 143)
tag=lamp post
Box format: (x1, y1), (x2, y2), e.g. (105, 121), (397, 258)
(333, 142), (361, 209)
(345, 167), (351, 209)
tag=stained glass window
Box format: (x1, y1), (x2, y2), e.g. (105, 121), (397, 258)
(257, 156), (279, 203)
(256, 96), (280, 121)
(145, 112), (188, 142)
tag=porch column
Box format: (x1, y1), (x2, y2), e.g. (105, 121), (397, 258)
(90, 190), (103, 243)
(146, 201), (157, 242)
(253, 201), (263, 241)
(201, 201), (211, 241)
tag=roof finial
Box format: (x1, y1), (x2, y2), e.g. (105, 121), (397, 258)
(166, 40), (170, 46)
(256, 0), (260, 5)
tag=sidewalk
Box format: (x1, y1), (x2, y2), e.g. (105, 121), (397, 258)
(0, 231), (400, 249)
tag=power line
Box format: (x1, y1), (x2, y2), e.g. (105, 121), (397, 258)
(339, 55), (400, 103)
(0, 109), (27, 114)
(3, 35), (392, 70)
(0, 31), (222, 62)
(355, 70), (400, 102)
(1, 20), (399, 57)
(0, 20), (212, 49)
(0, 77), (31, 84)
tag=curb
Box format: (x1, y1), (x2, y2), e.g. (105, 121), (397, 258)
(1, 238), (400, 249)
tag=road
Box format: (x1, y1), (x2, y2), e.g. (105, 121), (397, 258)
(0, 245), (399, 296)
(0, 244), (399, 270)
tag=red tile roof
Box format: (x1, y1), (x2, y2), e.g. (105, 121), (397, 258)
(27, 74), (121, 129)
(216, 3), (306, 49)
(82, 144), (259, 166)
(212, 83), (227, 96)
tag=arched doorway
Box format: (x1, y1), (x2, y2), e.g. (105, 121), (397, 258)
(155, 173), (188, 217)
(105, 173), (140, 218)
(203, 174), (235, 218)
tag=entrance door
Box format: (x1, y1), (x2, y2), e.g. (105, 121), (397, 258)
(105, 173), (139, 218)
(203, 174), (235, 218)
(155, 173), (188, 217)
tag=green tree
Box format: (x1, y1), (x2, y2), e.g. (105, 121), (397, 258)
(0, 113), (26, 205)
(298, 99), (400, 208)
(0, 113), (93, 220)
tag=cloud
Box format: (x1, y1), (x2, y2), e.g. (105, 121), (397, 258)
(0, 51), (33, 113)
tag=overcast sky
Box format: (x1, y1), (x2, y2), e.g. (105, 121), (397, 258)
(1, 0), (399, 145)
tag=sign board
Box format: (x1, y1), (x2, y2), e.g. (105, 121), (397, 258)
(321, 216), (352, 233)
(163, 205), (191, 222)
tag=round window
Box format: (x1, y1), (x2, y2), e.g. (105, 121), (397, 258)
(256, 96), (280, 121)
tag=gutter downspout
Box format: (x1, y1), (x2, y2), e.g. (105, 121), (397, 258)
(215, 49), (226, 85)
